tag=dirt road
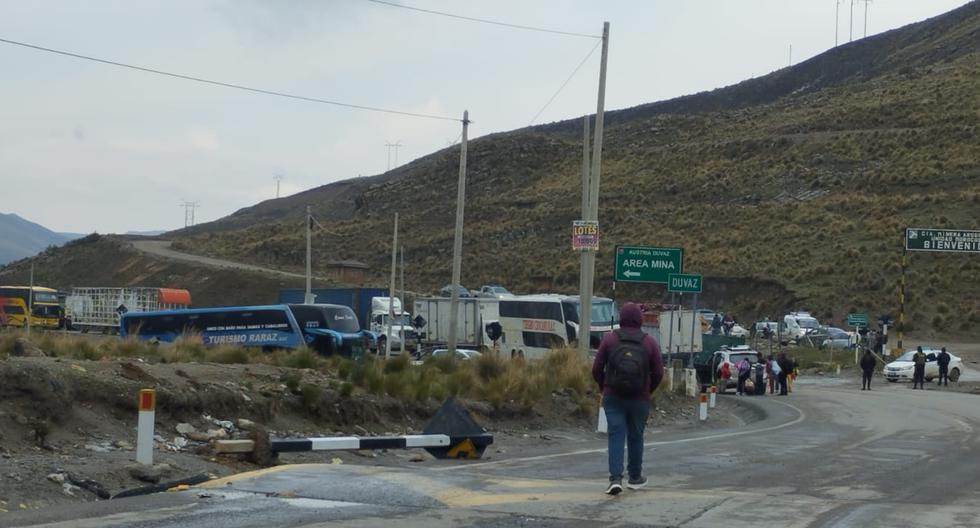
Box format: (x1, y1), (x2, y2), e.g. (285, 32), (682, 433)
(130, 240), (325, 281)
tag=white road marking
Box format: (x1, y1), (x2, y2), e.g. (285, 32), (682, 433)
(433, 399), (806, 472)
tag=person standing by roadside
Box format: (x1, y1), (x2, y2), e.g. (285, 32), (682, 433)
(786, 355), (797, 393)
(768, 355), (780, 394)
(592, 303), (664, 496)
(912, 346), (927, 389)
(937, 347), (951, 387)
(723, 314), (734, 336)
(754, 359), (766, 396)
(777, 353), (790, 395)
(736, 357), (751, 396)
(860, 348), (875, 390)
(711, 314), (723, 336)
(719, 360), (732, 394)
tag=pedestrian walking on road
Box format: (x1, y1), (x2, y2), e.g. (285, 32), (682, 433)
(592, 303), (664, 496)
(719, 360), (732, 394)
(912, 346), (927, 389)
(937, 347), (951, 386)
(860, 348), (875, 390)
(776, 353), (790, 395)
(786, 356), (797, 393)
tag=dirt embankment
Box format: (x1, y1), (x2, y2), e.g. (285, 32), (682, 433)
(0, 344), (738, 514)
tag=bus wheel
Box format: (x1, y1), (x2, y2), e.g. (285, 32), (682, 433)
(376, 336), (387, 354)
(510, 350), (517, 359)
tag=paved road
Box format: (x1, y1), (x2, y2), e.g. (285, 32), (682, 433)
(5, 379), (980, 527)
(131, 240), (321, 281)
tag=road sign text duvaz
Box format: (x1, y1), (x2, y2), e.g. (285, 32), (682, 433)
(668, 273), (702, 293)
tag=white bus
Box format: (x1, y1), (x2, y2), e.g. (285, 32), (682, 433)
(498, 295), (618, 359)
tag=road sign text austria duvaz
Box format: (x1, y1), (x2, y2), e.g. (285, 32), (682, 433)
(614, 246), (683, 284)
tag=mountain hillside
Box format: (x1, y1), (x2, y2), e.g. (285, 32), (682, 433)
(0, 213), (79, 265)
(2, 2), (978, 337)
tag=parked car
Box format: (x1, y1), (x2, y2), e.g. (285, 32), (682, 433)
(818, 327), (852, 350)
(729, 323), (750, 338)
(708, 345), (764, 393)
(438, 285), (471, 298)
(430, 348), (482, 361)
(475, 285), (513, 298)
(884, 348), (962, 383)
(752, 321), (779, 338)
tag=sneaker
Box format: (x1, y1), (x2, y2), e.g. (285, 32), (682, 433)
(605, 480), (623, 496)
(626, 476), (648, 490)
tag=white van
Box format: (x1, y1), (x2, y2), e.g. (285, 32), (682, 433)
(781, 312), (820, 341)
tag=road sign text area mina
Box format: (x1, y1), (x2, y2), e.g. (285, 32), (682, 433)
(615, 246), (683, 284)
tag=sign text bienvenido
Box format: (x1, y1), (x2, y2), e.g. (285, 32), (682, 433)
(905, 228), (980, 254)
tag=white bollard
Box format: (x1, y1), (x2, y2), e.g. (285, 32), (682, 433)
(709, 385), (717, 408)
(698, 393), (708, 421)
(136, 389), (156, 465)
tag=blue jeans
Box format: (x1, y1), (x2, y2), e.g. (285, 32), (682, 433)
(603, 394), (650, 482)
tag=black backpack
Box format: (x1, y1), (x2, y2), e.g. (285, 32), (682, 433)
(605, 329), (650, 397)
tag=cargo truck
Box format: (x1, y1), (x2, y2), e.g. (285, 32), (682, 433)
(278, 288), (387, 332)
(413, 297), (500, 352)
(66, 287), (191, 333)
(369, 296), (418, 353)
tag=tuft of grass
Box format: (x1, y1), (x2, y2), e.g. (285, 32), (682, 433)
(300, 383), (322, 409)
(282, 372), (302, 394)
(279, 348), (321, 370)
(383, 354), (410, 374)
(339, 381), (354, 397)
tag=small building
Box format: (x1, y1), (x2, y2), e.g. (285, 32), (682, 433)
(327, 260), (370, 285)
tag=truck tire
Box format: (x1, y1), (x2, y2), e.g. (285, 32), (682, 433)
(376, 336), (387, 355)
(949, 368), (960, 382)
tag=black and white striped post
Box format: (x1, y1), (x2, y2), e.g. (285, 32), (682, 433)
(268, 432), (493, 460)
(272, 434), (449, 453)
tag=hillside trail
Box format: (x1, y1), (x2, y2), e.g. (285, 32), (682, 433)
(130, 240), (329, 282)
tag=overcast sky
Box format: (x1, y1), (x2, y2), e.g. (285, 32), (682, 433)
(0, 0), (971, 234)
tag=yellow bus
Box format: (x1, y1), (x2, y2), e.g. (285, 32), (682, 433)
(0, 286), (62, 329)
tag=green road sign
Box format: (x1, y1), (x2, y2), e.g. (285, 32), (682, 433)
(906, 228), (980, 253)
(614, 245), (683, 284)
(847, 313), (868, 327)
(668, 273), (702, 293)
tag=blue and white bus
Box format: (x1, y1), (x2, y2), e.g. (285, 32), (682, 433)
(120, 305), (305, 350)
(286, 304), (375, 357)
(120, 304), (375, 358)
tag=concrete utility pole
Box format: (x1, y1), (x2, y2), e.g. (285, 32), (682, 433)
(387, 212), (398, 359)
(863, 0), (871, 38)
(789, 44), (793, 67)
(850, 0), (855, 42)
(27, 263), (34, 337)
(305, 206), (314, 304)
(578, 115), (591, 359)
(273, 174), (284, 198)
(399, 245), (405, 358)
(447, 111), (470, 358)
(835, 0), (841, 46)
(579, 21), (610, 358)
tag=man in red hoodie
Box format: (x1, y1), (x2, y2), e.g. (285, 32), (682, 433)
(592, 302), (664, 495)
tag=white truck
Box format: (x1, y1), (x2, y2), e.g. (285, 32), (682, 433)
(369, 297), (418, 353)
(413, 297), (500, 352)
(658, 309), (704, 355)
(781, 311), (820, 342)
(66, 287), (191, 333)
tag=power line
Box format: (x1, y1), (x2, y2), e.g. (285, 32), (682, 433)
(528, 38), (602, 126)
(0, 36), (461, 122)
(363, 0), (600, 39)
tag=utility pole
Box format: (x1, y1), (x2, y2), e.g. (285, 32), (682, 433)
(863, 0), (872, 38)
(399, 245), (405, 358)
(578, 115), (591, 359)
(385, 141), (402, 171)
(579, 21), (610, 359)
(305, 206), (314, 304)
(850, 0), (855, 42)
(387, 212), (398, 359)
(835, 0), (841, 46)
(447, 111), (470, 358)
(273, 174), (284, 198)
(27, 263), (34, 337)
(789, 44), (793, 67)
